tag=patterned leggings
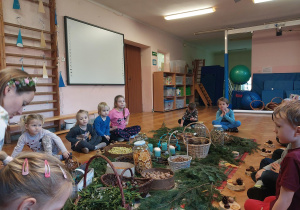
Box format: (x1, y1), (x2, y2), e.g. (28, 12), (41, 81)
(111, 126), (141, 141)
(41, 135), (61, 160)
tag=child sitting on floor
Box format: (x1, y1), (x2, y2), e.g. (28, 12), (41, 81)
(212, 97), (241, 132)
(178, 102), (198, 127)
(244, 100), (300, 210)
(109, 95), (141, 141)
(66, 110), (107, 154)
(93, 102), (111, 144)
(11, 114), (70, 160)
(0, 152), (73, 209)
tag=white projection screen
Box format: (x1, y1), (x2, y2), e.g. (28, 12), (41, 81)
(64, 17), (125, 85)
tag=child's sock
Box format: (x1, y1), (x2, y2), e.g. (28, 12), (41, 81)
(254, 180), (264, 188)
(95, 142), (107, 150)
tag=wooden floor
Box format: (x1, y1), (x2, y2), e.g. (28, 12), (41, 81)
(2, 106), (280, 209)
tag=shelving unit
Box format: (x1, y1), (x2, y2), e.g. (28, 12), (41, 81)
(153, 72), (195, 112)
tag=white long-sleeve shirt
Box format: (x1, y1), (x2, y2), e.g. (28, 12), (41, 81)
(12, 129), (67, 158)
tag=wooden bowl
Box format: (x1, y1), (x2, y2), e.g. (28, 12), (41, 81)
(104, 144), (133, 159)
(226, 182), (245, 192)
(141, 168), (175, 190)
(219, 201), (241, 210)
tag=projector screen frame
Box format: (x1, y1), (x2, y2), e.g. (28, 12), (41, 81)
(64, 16), (125, 86)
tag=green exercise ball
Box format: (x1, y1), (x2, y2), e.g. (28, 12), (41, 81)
(229, 65), (251, 85)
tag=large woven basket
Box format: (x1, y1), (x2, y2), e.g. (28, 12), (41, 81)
(183, 122), (211, 159)
(101, 167), (153, 197)
(167, 130), (192, 172)
(76, 155), (131, 209)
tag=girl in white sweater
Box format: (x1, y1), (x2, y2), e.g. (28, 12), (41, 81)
(12, 114), (70, 160)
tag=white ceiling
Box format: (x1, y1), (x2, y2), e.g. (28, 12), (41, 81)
(89, 0), (300, 44)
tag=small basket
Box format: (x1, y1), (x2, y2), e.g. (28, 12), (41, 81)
(265, 97), (283, 111)
(183, 122), (211, 159)
(167, 130), (192, 172)
(104, 144), (133, 159)
(141, 168), (175, 190)
(101, 167), (153, 197)
(115, 154), (134, 164)
(65, 155), (80, 172)
(250, 100), (265, 111)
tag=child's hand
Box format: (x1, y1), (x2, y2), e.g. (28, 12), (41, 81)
(180, 123), (183, 127)
(0, 151), (8, 161)
(125, 122), (129, 126)
(62, 151), (70, 159)
(112, 126), (118, 130)
(255, 168), (266, 180)
(271, 162), (280, 173)
(75, 141), (80, 147)
(105, 135), (110, 140)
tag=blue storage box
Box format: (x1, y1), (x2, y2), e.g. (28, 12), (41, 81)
(294, 81), (300, 90)
(285, 90), (300, 98)
(262, 90), (283, 104)
(164, 100), (174, 111)
(231, 90), (250, 109)
(264, 80), (293, 91)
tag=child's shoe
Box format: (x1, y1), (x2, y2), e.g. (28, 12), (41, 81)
(116, 137), (125, 142)
(95, 142), (107, 150)
(247, 186), (270, 201)
(81, 147), (89, 154)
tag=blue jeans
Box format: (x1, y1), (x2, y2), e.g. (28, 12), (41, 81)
(212, 120), (241, 130)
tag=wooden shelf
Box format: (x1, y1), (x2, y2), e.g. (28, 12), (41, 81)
(153, 71), (195, 112)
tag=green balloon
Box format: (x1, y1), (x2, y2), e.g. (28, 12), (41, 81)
(230, 65), (251, 85)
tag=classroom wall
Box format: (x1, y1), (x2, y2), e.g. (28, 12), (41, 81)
(4, 0), (204, 115)
(252, 29), (300, 74)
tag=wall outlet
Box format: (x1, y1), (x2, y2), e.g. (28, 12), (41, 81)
(61, 57), (66, 62)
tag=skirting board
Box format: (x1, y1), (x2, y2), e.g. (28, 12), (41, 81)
(233, 109), (273, 114)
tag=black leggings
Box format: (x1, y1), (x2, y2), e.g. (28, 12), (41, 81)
(72, 136), (104, 152)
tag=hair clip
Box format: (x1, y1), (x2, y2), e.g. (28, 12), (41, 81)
(44, 160), (50, 178)
(58, 164), (67, 179)
(22, 158), (29, 175)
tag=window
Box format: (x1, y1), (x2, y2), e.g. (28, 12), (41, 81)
(158, 53), (165, 71)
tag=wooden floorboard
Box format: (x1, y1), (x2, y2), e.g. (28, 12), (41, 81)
(2, 106), (280, 208)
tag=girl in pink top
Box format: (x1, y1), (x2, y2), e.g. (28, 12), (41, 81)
(109, 95), (141, 141)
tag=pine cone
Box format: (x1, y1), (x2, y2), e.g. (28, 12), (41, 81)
(224, 203), (230, 209)
(266, 140), (273, 144)
(261, 148), (266, 152)
(236, 178), (243, 185)
(222, 196), (229, 204)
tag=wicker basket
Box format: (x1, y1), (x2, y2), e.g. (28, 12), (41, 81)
(265, 97), (283, 111)
(115, 154), (134, 164)
(101, 167), (153, 197)
(104, 144), (133, 159)
(250, 100), (265, 111)
(167, 130), (192, 172)
(183, 122), (211, 159)
(141, 168), (175, 190)
(65, 155), (80, 172)
(76, 155), (130, 209)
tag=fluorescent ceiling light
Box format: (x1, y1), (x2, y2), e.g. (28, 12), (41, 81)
(165, 7), (215, 20)
(253, 0), (273, 3)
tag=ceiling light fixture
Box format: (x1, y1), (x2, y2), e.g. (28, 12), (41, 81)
(253, 0), (273, 4)
(164, 7), (215, 20)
